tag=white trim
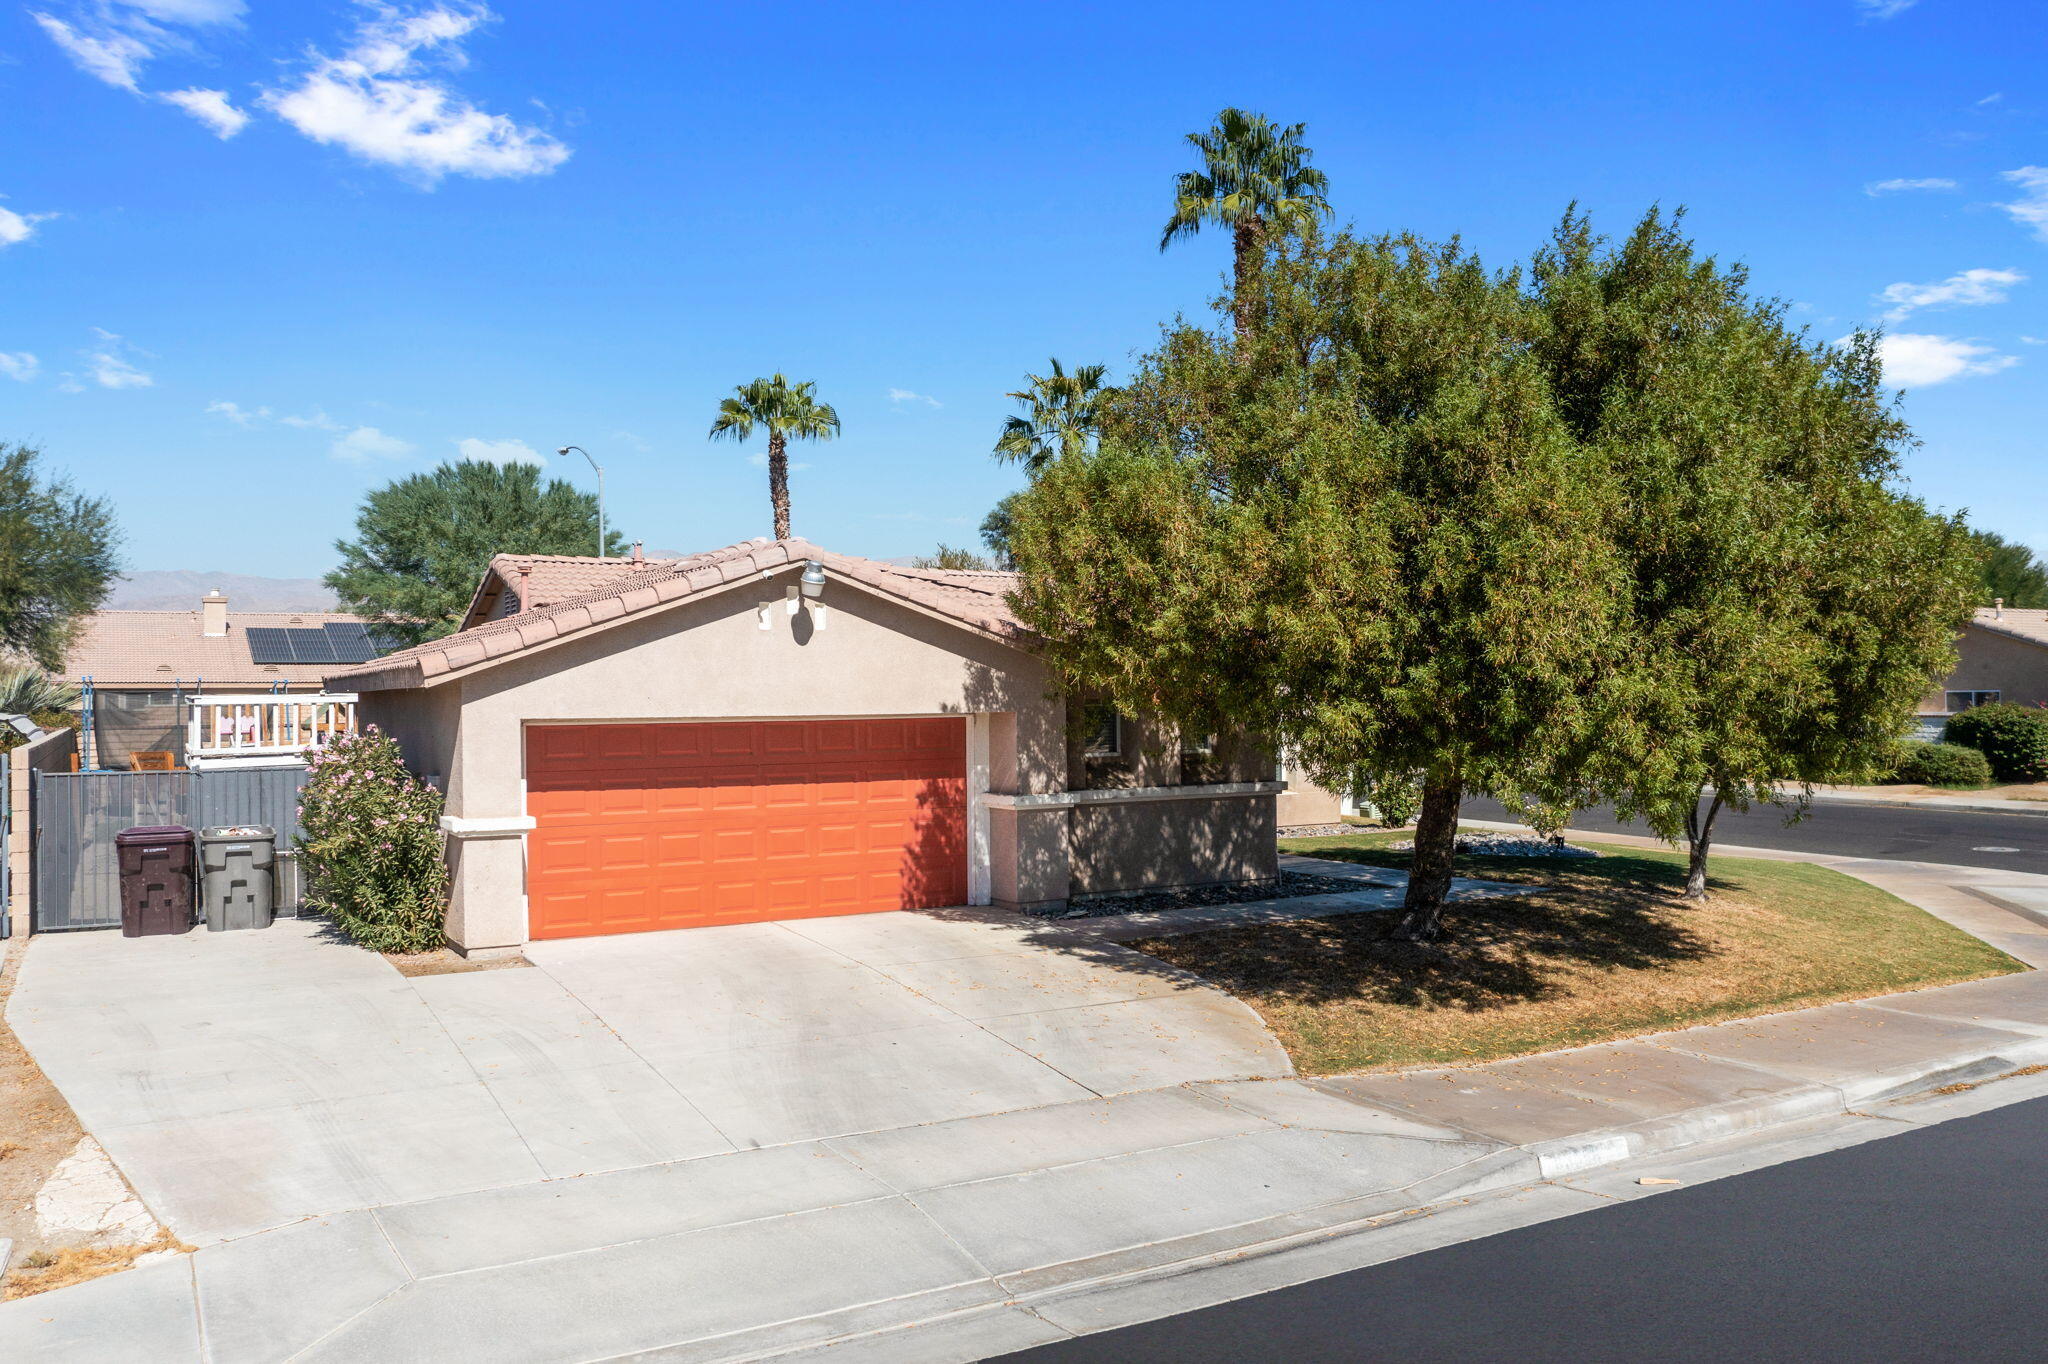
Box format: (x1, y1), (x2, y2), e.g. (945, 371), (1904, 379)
(982, 780), (1285, 812)
(439, 814), (537, 838)
(965, 714), (992, 906)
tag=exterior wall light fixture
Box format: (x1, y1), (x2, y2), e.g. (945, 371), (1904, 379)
(800, 561), (827, 598)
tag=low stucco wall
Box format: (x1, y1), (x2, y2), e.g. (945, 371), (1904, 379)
(1067, 795), (1278, 898)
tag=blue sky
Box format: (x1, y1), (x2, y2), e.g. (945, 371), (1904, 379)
(4, 0), (2044, 580)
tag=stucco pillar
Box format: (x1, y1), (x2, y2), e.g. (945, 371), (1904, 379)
(438, 816), (534, 957)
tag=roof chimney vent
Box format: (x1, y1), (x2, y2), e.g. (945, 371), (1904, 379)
(631, 541), (644, 569)
(202, 589), (228, 637)
(1995, 597), (2005, 620)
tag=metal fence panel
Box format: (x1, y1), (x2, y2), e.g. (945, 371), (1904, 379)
(33, 765), (310, 932)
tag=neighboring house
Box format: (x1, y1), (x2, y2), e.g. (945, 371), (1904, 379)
(325, 538), (1286, 956)
(63, 590), (378, 769)
(1919, 604), (2048, 739)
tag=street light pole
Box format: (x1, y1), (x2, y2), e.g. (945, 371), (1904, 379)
(555, 445), (606, 559)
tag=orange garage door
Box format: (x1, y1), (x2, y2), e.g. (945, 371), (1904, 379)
(525, 719), (968, 939)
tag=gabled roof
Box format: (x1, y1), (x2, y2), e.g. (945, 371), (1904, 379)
(327, 538), (1027, 691)
(459, 552), (684, 629)
(1971, 607), (2048, 650)
(66, 609), (371, 689)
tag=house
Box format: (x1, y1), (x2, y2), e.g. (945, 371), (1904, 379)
(1920, 603), (2048, 738)
(63, 590), (380, 769)
(325, 538), (1285, 957)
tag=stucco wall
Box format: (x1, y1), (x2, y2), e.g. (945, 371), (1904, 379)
(1922, 624), (2048, 715)
(1069, 795), (1278, 897)
(357, 567), (1284, 948)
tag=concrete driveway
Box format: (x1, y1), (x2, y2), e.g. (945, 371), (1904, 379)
(7, 908), (1289, 1246)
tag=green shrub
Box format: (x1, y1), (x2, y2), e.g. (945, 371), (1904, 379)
(1942, 703), (2048, 782)
(296, 727), (448, 953)
(1348, 769), (1423, 826)
(1890, 741), (1992, 789)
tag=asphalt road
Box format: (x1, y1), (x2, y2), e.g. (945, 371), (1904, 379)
(1462, 794), (2048, 877)
(1001, 1094), (2048, 1363)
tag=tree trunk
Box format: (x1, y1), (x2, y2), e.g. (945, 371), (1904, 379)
(1683, 790), (1722, 902)
(1232, 215), (1265, 355)
(1393, 771), (1463, 941)
(768, 431), (792, 540)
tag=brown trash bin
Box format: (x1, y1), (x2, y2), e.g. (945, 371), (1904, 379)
(115, 825), (196, 937)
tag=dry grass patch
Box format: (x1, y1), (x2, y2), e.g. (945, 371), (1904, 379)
(5, 1231), (193, 1301)
(1132, 833), (2025, 1075)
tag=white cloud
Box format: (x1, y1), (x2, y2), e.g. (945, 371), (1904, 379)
(1855, 0), (1916, 17)
(279, 409), (344, 431)
(31, 0), (245, 92)
(1864, 177), (1958, 196)
(745, 450), (811, 471)
(1878, 267), (2025, 322)
(887, 387), (942, 408)
(331, 426), (415, 461)
(206, 399), (269, 425)
(1876, 333), (2019, 387)
(86, 328), (153, 388)
(160, 87), (248, 138)
(2022, 336), (2048, 346)
(30, 11), (152, 90)
(1999, 166), (2048, 243)
(126, 0), (244, 21)
(262, 4), (569, 185)
(0, 204), (57, 248)
(455, 436), (541, 465)
(0, 353), (39, 382)
(610, 430), (651, 451)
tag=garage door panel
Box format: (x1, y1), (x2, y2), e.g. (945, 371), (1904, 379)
(527, 720), (968, 939)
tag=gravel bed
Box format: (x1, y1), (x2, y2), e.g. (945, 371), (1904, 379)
(1385, 832), (1601, 859)
(1035, 870), (1379, 920)
(1277, 824), (1368, 838)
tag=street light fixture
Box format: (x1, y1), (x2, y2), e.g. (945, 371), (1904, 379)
(555, 445), (606, 559)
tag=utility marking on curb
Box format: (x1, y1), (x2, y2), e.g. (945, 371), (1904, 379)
(1973, 846), (2022, 853)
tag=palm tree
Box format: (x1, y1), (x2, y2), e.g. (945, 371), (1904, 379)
(707, 374), (841, 540)
(993, 359), (1113, 474)
(1160, 107), (1331, 345)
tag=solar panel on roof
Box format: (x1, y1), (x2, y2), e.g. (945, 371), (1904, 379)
(246, 627), (296, 664)
(287, 628), (338, 663)
(323, 621), (376, 663)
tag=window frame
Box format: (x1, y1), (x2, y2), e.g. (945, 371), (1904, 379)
(1944, 689), (2001, 713)
(1081, 703), (1124, 759)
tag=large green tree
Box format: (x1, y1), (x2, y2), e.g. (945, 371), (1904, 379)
(1526, 210), (1978, 898)
(1010, 229), (1637, 939)
(708, 374), (841, 540)
(993, 359), (1115, 472)
(1969, 530), (2048, 609)
(327, 459), (623, 643)
(1161, 108), (1331, 345)
(0, 444), (120, 671)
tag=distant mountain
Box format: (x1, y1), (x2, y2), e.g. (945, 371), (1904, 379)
(104, 571), (341, 612)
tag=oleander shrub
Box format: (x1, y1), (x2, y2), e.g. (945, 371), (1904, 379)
(1943, 703), (2048, 783)
(1890, 741), (1993, 789)
(296, 726), (448, 953)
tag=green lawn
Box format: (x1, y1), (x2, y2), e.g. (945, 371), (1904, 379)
(1127, 829), (2024, 1075)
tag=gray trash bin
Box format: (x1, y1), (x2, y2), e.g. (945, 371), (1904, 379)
(199, 825), (276, 932)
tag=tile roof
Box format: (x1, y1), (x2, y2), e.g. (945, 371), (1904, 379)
(1972, 607), (2048, 648)
(327, 538), (1028, 691)
(460, 552), (687, 627)
(65, 608), (371, 689)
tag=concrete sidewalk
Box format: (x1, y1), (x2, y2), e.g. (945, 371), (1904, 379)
(6, 851), (2048, 1362)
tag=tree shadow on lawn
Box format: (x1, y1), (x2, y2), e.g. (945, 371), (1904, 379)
(1139, 847), (1723, 1014)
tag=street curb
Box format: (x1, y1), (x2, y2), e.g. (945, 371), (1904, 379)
(1802, 789), (2048, 819)
(771, 1032), (2048, 1362)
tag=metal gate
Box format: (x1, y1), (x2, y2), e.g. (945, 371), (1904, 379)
(32, 765), (310, 932)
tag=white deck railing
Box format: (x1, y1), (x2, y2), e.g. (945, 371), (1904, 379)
(184, 694), (359, 768)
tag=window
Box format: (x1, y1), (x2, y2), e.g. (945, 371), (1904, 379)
(1945, 690), (2000, 713)
(1081, 702), (1123, 757)
(1180, 731), (1217, 757)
